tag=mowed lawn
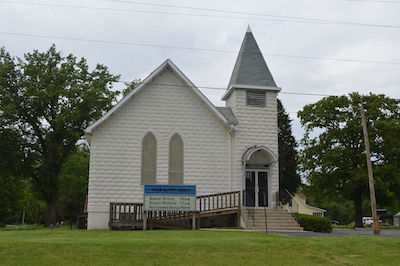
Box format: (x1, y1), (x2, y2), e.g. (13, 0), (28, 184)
(1, 229), (400, 265)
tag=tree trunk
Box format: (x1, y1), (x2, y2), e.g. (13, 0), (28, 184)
(45, 200), (57, 227)
(43, 157), (61, 227)
(353, 193), (363, 228)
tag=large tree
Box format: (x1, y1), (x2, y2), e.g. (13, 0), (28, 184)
(0, 126), (32, 225)
(0, 45), (119, 225)
(277, 99), (301, 203)
(57, 148), (89, 223)
(298, 93), (399, 227)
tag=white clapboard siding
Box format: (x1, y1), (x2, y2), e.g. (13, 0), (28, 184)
(226, 89), (279, 208)
(87, 67), (231, 229)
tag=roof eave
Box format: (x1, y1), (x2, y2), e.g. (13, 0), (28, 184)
(85, 60), (170, 134)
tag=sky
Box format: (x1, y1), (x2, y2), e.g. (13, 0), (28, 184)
(1, 0), (400, 140)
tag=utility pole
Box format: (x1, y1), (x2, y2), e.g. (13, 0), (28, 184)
(359, 104), (380, 235)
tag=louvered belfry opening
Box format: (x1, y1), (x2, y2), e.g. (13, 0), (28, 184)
(246, 90), (266, 107)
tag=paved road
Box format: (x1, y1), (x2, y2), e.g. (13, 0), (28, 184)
(274, 229), (400, 237)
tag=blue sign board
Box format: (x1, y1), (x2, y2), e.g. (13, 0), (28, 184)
(144, 185), (196, 211)
(144, 185), (196, 195)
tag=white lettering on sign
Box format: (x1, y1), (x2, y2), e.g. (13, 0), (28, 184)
(144, 195), (196, 211)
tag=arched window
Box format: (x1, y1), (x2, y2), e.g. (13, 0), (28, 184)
(141, 132), (157, 185)
(169, 133), (184, 184)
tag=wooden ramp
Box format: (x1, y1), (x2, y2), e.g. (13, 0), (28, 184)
(109, 191), (241, 230)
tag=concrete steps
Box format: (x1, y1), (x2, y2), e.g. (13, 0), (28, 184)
(243, 208), (303, 231)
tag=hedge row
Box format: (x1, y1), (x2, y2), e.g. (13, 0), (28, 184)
(293, 213), (332, 233)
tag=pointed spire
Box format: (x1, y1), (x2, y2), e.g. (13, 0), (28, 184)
(227, 27), (277, 90)
(246, 25), (252, 33)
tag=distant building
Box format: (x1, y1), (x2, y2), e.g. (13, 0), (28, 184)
(284, 193), (326, 217)
(394, 212), (400, 226)
(85, 27), (302, 231)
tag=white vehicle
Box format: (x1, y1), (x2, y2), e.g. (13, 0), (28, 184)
(362, 217), (382, 226)
(362, 217), (374, 226)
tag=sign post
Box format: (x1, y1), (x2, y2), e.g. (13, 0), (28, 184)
(143, 185), (197, 230)
(143, 210), (147, 231)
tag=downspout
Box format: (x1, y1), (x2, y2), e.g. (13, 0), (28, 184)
(228, 124), (236, 191)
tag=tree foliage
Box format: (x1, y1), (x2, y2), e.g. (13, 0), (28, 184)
(122, 79), (140, 96)
(0, 45), (120, 225)
(298, 93), (400, 227)
(277, 99), (301, 202)
(57, 148), (89, 223)
(0, 124), (33, 225)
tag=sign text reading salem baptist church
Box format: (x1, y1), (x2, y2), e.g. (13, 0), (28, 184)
(144, 185), (196, 212)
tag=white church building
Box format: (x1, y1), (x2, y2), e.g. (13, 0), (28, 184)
(85, 27), (297, 230)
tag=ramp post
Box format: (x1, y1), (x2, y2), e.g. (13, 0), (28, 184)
(192, 212), (196, 230)
(143, 211), (147, 230)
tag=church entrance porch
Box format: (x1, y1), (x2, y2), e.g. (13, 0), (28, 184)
(242, 145), (277, 208)
(244, 170), (268, 207)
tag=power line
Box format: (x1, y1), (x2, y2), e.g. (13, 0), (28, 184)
(346, 0), (400, 3)
(1, 31), (399, 65)
(0, 1), (282, 22)
(2, 0), (399, 29)
(0, 80), (382, 123)
(105, 0), (400, 29)
(0, 75), (382, 98)
(1, 0), (398, 29)
(0, 1), (359, 25)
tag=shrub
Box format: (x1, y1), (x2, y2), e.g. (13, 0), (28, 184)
(293, 213), (332, 233)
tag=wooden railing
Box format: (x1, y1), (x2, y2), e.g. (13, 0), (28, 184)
(109, 202), (143, 228)
(148, 211), (193, 229)
(198, 191), (241, 213)
(109, 190), (241, 229)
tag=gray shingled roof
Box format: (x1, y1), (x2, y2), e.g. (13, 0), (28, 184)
(216, 107), (238, 125)
(228, 29), (277, 88)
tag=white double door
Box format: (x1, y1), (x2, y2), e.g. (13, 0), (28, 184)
(245, 170), (268, 207)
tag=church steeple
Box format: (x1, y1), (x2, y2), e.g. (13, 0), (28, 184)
(246, 25), (252, 33)
(223, 27), (279, 100)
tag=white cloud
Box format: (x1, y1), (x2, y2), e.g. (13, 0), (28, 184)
(1, 0), (399, 140)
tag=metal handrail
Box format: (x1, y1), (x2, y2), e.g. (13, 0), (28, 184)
(242, 189), (269, 231)
(283, 189), (299, 214)
(262, 191), (268, 232)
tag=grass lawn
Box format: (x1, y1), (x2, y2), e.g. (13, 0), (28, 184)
(1, 229), (400, 265)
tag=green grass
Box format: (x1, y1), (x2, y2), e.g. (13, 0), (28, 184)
(1, 229), (400, 265)
(332, 224), (354, 229)
(381, 225), (400, 229)
(332, 224), (400, 230)
(0, 224), (44, 231)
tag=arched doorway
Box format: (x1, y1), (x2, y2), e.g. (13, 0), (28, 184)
(242, 146), (277, 207)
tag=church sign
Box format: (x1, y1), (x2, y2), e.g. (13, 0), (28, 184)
(144, 185), (196, 212)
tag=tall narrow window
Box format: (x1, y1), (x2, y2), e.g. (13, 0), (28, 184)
(141, 132), (157, 185)
(169, 133), (184, 184)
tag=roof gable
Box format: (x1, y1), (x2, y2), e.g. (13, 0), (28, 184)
(85, 59), (230, 135)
